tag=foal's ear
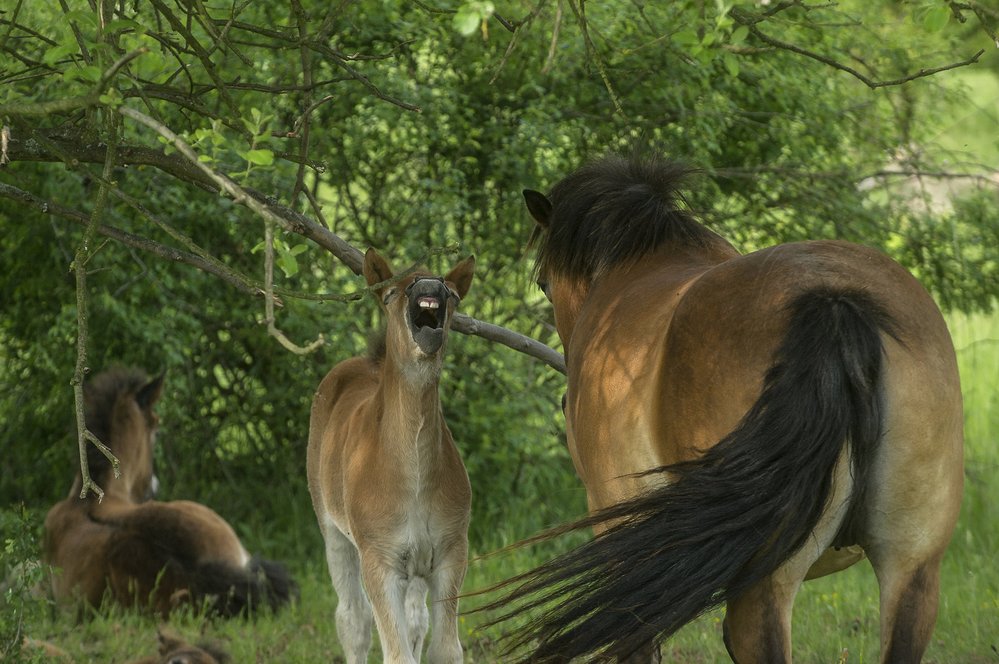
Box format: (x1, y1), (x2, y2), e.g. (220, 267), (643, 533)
(156, 626), (184, 655)
(136, 372), (165, 410)
(445, 255), (475, 301)
(523, 189), (553, 228)
(363, 248), (395, 296)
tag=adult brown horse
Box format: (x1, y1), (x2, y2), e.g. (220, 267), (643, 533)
(488, 153), (963, 663)
(43, 368), (296, 616)
(308, 249), (475, 664)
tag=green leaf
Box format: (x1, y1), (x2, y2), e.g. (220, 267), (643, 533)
(104, 18), (144, 34)
(922, 5), (950, 31)
(673, 30), (699, 46)
(242, 149), (274, 166)
(730, 25), (749, 45)
(453, 9), (480, 36)
(98, 89), (122, 107)
(277, 254), (299, 277)
(62, 10), (98, 26)
(43, 42), (79, 66)
(723, 53), (740, 77)
(63, 65), (102, 84)
(452, 1), (493, 36)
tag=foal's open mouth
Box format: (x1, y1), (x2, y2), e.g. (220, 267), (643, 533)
(410, 295), (445, 330)
(406, 285), (449, 355)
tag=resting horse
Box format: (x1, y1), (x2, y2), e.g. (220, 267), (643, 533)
(308, 248), (474, 664)
(488, 153), (963, 663)
(43, 368), (296, 616)
(125, 627), (231, 664)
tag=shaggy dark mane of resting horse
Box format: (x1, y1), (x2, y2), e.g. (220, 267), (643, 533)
(480, 152), (963, 663)
(43, 367), (297, 617)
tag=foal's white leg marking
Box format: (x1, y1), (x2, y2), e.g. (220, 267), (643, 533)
(405, 576), (429, 660)
(426, 551), (466, 664)
(321, 518), (373, 664)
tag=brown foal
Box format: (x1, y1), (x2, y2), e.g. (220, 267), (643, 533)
(308, 249), (475, 664)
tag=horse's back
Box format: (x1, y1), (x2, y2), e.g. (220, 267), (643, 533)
(662, 239), (960, 438)
(104, 499), (251, 567)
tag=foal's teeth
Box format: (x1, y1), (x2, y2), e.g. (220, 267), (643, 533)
(418, 298), (440, 310)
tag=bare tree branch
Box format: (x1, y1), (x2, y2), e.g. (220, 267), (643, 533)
(732, 7), (985, 89)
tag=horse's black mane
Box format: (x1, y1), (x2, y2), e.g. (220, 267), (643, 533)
(83, 367), (150, 482)
(531, 152), (720, 281)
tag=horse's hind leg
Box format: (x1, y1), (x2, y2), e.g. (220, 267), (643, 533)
(864, 446), (957, 663)
(322, 523), (373, 664)
(723, 578), (796, 664)
(868, 553), (943, 663)
(865, 349), (962, 664)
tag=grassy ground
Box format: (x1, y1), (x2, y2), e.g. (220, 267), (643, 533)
(6, 309), (997, 662)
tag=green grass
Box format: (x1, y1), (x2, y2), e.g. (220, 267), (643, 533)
(5, 311), (998, 662)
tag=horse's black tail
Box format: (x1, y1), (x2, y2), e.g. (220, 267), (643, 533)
(190, 556), (298, 617)
(483, 287), (897, 662)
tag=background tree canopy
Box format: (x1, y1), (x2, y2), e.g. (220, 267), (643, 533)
(1, 0), (997, 558)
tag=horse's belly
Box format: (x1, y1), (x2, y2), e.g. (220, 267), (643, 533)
(805, 545), (866, 580)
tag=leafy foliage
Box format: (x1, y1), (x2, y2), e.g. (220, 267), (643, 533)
(0, 505), (49, 663)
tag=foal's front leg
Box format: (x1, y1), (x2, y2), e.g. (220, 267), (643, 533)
(321, 524), (373, 664)
(361, 553), (417, 664)
(426, 539), (467, 664)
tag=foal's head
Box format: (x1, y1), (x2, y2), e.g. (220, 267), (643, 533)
(363, 248), (474, 370)
(80, 368), (164, 502)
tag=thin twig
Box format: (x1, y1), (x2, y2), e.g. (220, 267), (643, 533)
(543, 0), (563, 75)
(567, 0), (624, 114)
(0, 180), (372, 303)
(58, 0), (93, 65)
(71, 113), (122, 501)
(147, 0), (239, 114)
(290, 0), (315, 206)
(0, 48), (147, 117)
(263, 218), (325, 354)
(733, 8), (985, 89)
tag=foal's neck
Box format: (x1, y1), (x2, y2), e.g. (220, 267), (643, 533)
(377, 356), (446, 459)
(380, 357), (443, 416)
